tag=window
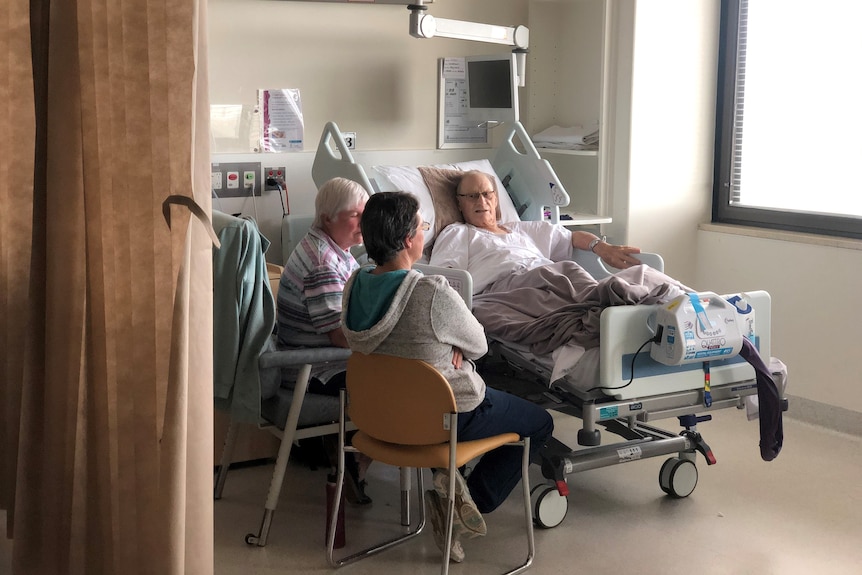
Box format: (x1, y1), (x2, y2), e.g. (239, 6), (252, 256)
(713, 0), (862, 239)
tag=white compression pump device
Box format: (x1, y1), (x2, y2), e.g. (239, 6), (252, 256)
(650, 292), (746, 366)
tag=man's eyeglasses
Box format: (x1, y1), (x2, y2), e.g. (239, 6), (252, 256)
(418, 221), (431, 231)
(457, 191), (496, 201)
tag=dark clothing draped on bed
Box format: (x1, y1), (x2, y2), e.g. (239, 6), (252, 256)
(740, 338), (784, 461)
(472, 262), (691, 355)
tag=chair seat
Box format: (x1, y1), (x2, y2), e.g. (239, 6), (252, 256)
(261, 385), (342, 430)
(353, 431), (520, 469)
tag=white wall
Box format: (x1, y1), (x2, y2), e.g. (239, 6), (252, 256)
(626, 1), (862, 425)
(626, 0), (719, 286)
(208, 0), (527, 151)
(697, 228), (862, 416)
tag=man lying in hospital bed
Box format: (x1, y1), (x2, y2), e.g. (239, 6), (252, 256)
(421, 167), (783, 463)
(428, 169), (693, 355)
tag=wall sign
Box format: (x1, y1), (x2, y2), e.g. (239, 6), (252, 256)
(437, 58), (489, 149)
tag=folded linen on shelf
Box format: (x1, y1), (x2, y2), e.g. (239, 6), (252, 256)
(532, 124), (599, 149)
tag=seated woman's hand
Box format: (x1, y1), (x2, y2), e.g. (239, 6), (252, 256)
(451, 347), (463, 370)
(594, 242), (641, 269)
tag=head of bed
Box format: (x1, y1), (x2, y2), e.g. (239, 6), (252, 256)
(300, 121), (572, 259)
(312, 122), (569, 218)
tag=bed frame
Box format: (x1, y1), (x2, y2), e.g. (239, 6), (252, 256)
(306, 121), (786, 528)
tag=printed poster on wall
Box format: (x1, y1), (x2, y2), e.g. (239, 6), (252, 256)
(438, 58), (488, 149)
(258, 88), (304, 152)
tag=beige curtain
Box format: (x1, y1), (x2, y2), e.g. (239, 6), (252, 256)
(1, 0), (214, 573)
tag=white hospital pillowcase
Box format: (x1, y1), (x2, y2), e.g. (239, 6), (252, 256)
(371, 159), (520, 249)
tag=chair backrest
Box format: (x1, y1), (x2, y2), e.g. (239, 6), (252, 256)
(346, 353), (457, 446)
(266, 262), (283, 315)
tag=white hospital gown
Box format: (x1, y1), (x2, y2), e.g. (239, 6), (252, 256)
(429, 221), (572, 295)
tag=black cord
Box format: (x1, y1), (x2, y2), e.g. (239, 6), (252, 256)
(586, 336), (656, 393)
(267, 177), (288, 217)
(266, 177), (289, 263)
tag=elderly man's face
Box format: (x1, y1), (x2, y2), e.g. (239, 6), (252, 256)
(457, 173), (498, 230)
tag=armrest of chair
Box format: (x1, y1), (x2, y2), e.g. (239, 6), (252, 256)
(258, 339), (352, 400)
(259, 346), (352, 370)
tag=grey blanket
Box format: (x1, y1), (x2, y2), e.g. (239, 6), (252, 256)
(472, 262), (691, 355)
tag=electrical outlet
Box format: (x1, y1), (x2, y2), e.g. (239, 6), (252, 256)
(263, 166), (287, 191)
(226, 171), (239, 189)
(243, 170), (256, 191)
(343, 132), (356, 150)
(211, 162), (261, 197)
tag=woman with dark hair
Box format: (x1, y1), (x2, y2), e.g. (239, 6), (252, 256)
(342, 191), (553, 563)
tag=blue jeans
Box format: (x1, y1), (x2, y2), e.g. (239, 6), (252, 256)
(457, 387), (554, 513)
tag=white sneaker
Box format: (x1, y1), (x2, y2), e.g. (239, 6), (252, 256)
(432, 470), (487, 538)
(425, 489), (465, 563)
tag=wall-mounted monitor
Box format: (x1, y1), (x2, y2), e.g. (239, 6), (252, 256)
(465, 53), (519, 124)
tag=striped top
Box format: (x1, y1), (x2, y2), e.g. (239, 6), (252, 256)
(277, 226), (358, 349)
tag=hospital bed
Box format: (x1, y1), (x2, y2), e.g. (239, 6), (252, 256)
(304, 121), (787, 528)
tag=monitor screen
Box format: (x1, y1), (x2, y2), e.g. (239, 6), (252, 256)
(468, 59), (513, 109)
(465, 54), (519, 123)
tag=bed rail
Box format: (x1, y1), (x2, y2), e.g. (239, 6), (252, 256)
(311, 121), (375, 194)
(492, 122), (570, 223)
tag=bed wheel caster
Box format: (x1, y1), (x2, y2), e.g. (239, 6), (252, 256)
(659, 457), (698, 498)
(531, 484), (568, 529)
(577, 428), (601, 446)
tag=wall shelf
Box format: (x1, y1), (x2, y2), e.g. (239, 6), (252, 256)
(537, 148), (598, 157)
(559, 213), (612, 226)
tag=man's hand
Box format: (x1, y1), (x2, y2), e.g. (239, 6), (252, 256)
(593, 241), (641, 269)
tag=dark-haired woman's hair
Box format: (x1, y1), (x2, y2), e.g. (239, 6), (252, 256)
(360, 192), (420, 265)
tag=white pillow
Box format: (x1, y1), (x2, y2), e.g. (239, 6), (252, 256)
(372, 159), (520, 248)
(369, 165), (436, 240)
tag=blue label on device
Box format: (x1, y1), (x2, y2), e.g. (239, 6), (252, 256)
(599, 406), (619, 420)
(688, 347), (735, 359)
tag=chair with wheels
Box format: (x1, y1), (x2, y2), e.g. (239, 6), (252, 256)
(326, 352), (535, 575)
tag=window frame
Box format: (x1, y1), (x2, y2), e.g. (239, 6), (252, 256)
(713, 0), (862, 240)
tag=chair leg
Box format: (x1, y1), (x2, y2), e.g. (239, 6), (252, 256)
(326, 466), (426, 567)
(245, 364), (314, 547)
(504, 437), (535, 575)
(214, 418), (240, 500)
(327, 392), (427, 567)
(440, 468), (457, 574)
(244, 424), (295, 547)
(400, 466), (412, 526)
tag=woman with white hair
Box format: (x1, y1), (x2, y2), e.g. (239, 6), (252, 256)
(277, 177), (368, 352)
(275, 176), (371, 503)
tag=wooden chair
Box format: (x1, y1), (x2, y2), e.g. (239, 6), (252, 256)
(327, 353), (535, 575)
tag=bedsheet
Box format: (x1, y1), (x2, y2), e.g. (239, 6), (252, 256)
(473, 262), (690, 355)
(492, 339), (602, 397)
